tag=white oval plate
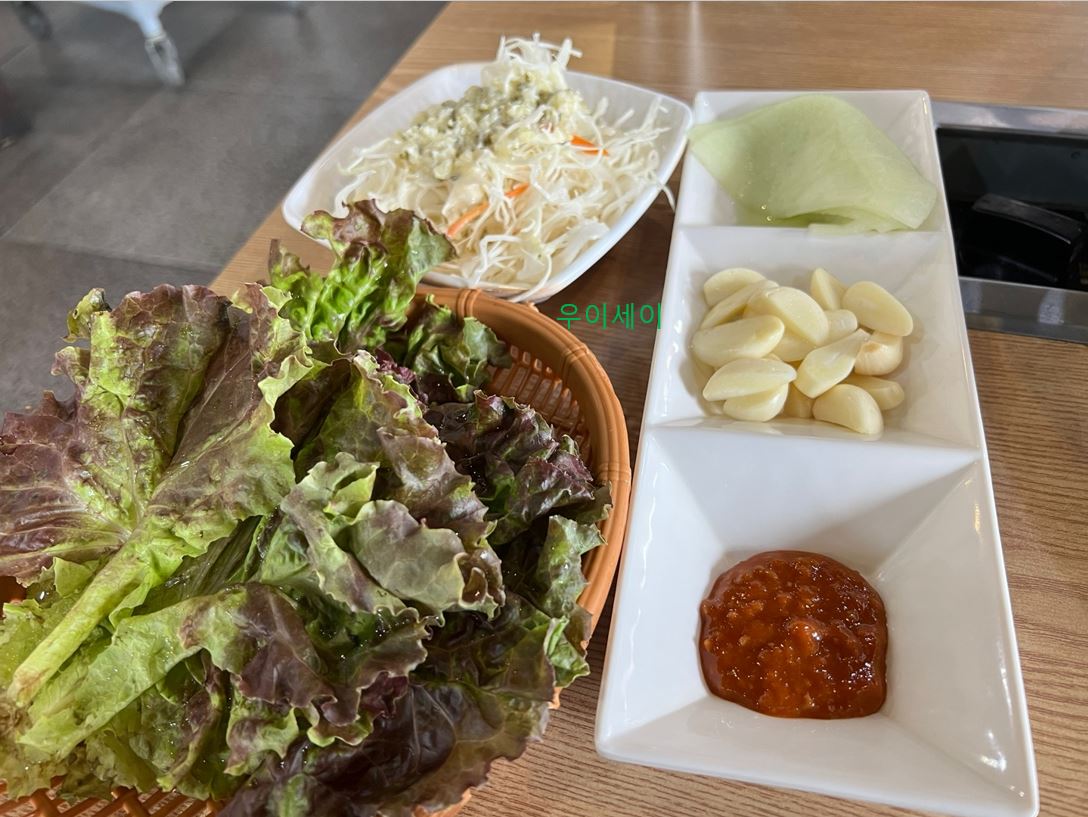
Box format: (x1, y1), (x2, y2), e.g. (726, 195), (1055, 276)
(281, 63), (692, 302)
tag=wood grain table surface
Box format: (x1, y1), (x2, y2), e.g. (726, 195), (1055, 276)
(211, 4), (1088, 816)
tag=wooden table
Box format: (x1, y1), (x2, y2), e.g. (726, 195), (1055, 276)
(212, 4), (1088, 815)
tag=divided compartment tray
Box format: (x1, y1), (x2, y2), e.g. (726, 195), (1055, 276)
(0, 288), (632, 817)
(595, 90), (1038, 817)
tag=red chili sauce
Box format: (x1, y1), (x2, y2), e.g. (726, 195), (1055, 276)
(699, 550), (888, 718)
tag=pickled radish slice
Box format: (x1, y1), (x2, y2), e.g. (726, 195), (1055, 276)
(687, 95), (937, 232)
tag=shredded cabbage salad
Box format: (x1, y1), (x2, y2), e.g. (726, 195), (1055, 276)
(338, 35), (669, 299)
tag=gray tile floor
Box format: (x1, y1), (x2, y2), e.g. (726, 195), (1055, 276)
(0, 0), (442, 412)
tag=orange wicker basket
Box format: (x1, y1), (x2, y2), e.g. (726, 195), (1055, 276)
(0, 288), (631, 817)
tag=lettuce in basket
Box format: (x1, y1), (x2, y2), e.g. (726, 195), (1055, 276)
(0, 283), (313, 707)
(269, 200), (454, 356)
(0, 200), (610, 816)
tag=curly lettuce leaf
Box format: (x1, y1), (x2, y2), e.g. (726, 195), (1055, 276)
(343, 499), (501, 618)
(69, 654), (234, 800)
(225, 696), (301, 778)
(17, 582), (403, 761)
(426, 393), (609, 544)
(0, 197), (612, 813)
(272, 357), (353, 450)
(261, 451), (501, 620)
(256, 453), (402, 617)
(299, 353), (492, 549)
(219, 595), (560, 817)
(1, 284), (312, 706)
(502, 516), (605, 686)
(0, 285), (227, 583)
(0, 570), (87, 688)
(386, 297), (510, 404)
(12, 448), (503, 793)
(152, 655), (234, 797)
(139, 517), (261, 615)
(270, 201), (453, 355)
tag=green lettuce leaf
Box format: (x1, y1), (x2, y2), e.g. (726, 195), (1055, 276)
(16, 582), (404, 760)
(343, 499), (501, 618)
(261, 450), (501, 619)
(72, 654), (234, 800)
(426, 393), (609, 544)
(299, 353), (493, 549)
(1, 283), (312, 706)
(0, 575), (84, 688)
(0, 285), (228, 583)
(219, 595), (560, 817)
(270, 201), (453, 356)
(139, 517), (262, 615)
(386, 297), (510, 404)
(225, 696), (301, 777)
(255, 453), (401, 616)
(0, 198), (611, 814)
(503, 516), (605, 686)
(272, 358), (353, 450)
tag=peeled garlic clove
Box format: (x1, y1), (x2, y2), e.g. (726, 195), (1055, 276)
(747, 287), (830, 346)
(771, 330), (814, 363)
(721, 384), (789, 422)
(844, 374), (905, 410)
(703, 357), (797, 401)
(704, 268), (766, 305)
(813, 384), (884, 435)
(795, 329), (870, 398)
(842, 281), (914, 337)
(700, 280), (778, 329)
(853, 331), (904, 376)
(810, 267), (847, 310)
(781, 384), (814, 419)
(692, 315), (785, 368)
(825, 308), (859, 342)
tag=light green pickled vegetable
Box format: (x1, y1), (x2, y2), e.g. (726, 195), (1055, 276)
(689, 95), (937, 232)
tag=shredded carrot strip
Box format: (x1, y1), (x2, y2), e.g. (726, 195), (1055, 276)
(571, 135), (609, 156)
(445, 203), (488, 238)
(445, 183), (530, 237)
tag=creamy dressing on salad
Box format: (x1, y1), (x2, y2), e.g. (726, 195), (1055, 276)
(340, 35), (668, 298)
(398, 78), (584, 181)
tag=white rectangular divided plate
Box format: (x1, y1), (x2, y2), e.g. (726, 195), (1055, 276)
(595, 90), (1038, 817)
(282, 63), (691, 302)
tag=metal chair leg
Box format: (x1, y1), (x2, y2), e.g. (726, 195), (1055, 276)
(144, 32), (184, 87)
